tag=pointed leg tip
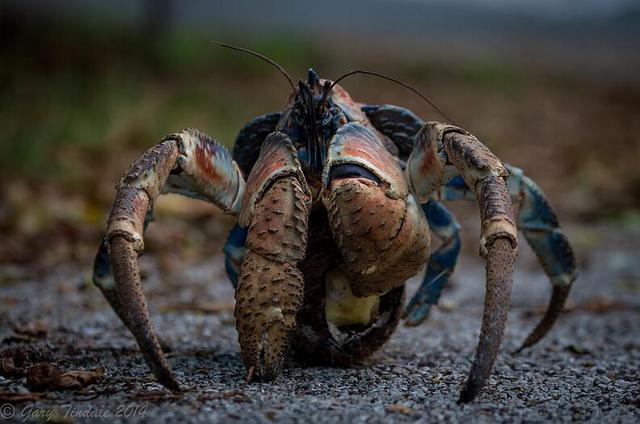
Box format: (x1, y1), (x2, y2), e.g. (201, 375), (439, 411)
(457, 386), (478, 404)
(403, 313), (420, 327)
(244, 366), (255, 384)
(403, 305), (432, 327)
(153, 361), (181, 392)
(511, 342), (532, 356)
(159, 375), (182, 392)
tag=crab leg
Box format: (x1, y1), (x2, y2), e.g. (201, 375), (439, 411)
(433, 166), (577, 350)
(505, 166), (577, 350)
(92, 129), (245, 390)
(404, 200), (461, 325)
(406, 122), (518, 402)
(235, 132), (311, 381)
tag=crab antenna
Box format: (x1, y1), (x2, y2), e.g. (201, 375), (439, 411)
(329, 70), (457, 125)
(213, 41), (298, 95)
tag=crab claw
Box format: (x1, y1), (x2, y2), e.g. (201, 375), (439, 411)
(234, 132), (310, 381)
(235, 250), (304, 381)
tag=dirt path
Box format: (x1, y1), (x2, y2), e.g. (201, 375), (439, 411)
(1, 224), (639, 423)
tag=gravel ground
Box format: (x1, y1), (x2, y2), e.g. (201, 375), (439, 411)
(1, 223), (639, 423)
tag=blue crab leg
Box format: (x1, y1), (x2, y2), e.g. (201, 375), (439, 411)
(405, 168), (577, 336)
(222, 224), (248, 288)
(404, 200), (461, 326)
(92, 129), (245, 390)
(435, 167), (577, 350)
(505, 165), (577, 350)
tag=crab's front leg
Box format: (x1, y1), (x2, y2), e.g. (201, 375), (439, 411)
(93, 129), (245, 390)
(235, 132), (311, 381)
(407, 122), (518, 403)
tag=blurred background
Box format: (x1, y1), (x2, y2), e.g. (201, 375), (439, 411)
(1, 0), (639, 281)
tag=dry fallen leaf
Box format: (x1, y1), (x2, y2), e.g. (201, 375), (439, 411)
(62, 368), (105, 386)
(385, 404), (414, 414)
(578, 295), (630, 314)
(26, 363), (61, 390)
(26, 363), (104, 391)
(0, 392), (43, 402)
(0, 357), (23, 377)
(13, 320), (49, 338)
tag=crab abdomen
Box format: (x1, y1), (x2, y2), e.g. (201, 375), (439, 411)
(292, 208), (406, 365)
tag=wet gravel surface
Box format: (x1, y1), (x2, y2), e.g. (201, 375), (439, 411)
(1, 224), (639, 423)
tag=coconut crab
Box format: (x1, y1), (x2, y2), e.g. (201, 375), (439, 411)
(92, 46), (577, 403)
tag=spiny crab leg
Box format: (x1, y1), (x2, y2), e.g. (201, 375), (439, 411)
(406, 122), (519, 402)
(93, 129), (245, 390)
(235, 132), (311, 381)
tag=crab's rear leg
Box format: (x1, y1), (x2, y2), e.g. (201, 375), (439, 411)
(506, 166), (577, 349)
(405, 170), (577, 333)
(92, 129), (245, 390)
(234, 132), (311, 381)
(435, 166), (577, 350)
